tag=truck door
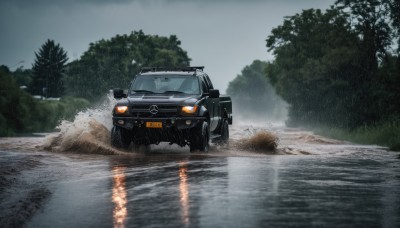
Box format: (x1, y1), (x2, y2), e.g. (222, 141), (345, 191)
(201, 77), (215, 130)
(204, 75), (219, 131)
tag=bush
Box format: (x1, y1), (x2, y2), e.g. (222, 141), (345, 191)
(0, 67), (90, 136)
(28, 97), (90, 133)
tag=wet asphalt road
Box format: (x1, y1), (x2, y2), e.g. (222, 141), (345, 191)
(1, 128), (400, 228)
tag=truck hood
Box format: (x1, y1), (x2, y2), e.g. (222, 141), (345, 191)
(122, 94), (201, 106)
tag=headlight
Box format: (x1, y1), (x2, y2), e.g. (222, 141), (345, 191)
(115, 106), (128, 114)
(181, 106), (198, 115)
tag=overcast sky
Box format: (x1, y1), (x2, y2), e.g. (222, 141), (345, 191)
(0, 0), (335, 92)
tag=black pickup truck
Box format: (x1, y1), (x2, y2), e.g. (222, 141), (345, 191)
(111, 66), (232, 152)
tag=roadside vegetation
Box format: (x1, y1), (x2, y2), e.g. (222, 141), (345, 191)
(266, 0), (400, 151)
(0, 67), (90, 136)
(227, 0), (400, 151)
(315, 120), (400, 151)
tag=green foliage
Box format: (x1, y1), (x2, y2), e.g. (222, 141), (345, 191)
(315, 119), (400, 151)
(31, 39), (68, 97)
(1, 31), (190, 135)
(1, 66), (41, 135)
(267, 8), (367, 127)
(226, 60), (287, 121)
(0, 66), (17, 136)
(0, 66), (89, 136)
(335, 0), (395, 64)
(389, 0), (400, 52)
(265, 1), (400, 149)
(64, 30), (191, 102)
(33, 97), (90, 132)
(12, 67), (32, 87)
(266, 4), (400, 129)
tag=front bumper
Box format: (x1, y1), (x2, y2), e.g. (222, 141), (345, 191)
(112, 116), (207, 130)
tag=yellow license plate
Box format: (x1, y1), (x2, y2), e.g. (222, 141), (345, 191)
(146, 122), (162, 128)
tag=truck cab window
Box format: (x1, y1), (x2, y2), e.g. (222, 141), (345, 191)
(204, 75), (214, 89)
(201, 78), (208, 93)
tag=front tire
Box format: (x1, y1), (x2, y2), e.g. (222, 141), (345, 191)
(111, 126), (131, 149)
(190, 121), (209, 152)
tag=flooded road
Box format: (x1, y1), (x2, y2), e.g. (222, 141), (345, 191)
(0, 124), (399, 227)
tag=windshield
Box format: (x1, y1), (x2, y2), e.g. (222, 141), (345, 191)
(130, 75), (200, 95)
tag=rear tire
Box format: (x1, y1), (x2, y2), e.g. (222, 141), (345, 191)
(111, 126), (131, 149)
(189, 141), (197, 153)
(218, 119), (229, 145)
(190, 121), (209, 152)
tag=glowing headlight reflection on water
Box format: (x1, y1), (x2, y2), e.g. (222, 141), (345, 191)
(112, 166), (127, 228)
(179, 162), (190, 225)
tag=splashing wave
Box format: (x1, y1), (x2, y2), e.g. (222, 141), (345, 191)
(43, 95), (126, 155)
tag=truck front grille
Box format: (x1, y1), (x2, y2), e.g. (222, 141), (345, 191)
(130, 105), (179, 117)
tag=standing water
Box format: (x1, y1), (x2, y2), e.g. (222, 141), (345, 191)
(0, 96), (399, 227)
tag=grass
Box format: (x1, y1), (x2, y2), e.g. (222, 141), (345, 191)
(314, 120), (400, 151)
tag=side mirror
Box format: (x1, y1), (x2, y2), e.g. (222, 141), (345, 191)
(209, 89), (220, 98)
(113, 88), (127, 99)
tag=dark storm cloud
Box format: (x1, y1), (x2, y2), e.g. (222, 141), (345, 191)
(0, 0), (335, 91)
(4, 0), (133, 4)
(3, 0), (324, 7)
(1, 0), (132, 8)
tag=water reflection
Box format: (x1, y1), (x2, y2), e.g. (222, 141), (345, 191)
(112, 166), (127, 228)
(179, 161), (190, 225)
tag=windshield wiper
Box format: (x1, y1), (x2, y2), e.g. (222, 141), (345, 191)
(133, 90), (154, 94)
(163, 90), (185, 94)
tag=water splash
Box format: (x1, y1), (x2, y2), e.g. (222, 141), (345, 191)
(43, 94), (124, 155)
(41, 94), (283, 155)
(234, 129), (279, 153)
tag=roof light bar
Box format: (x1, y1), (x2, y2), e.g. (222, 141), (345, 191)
(140, 66), (204, 73)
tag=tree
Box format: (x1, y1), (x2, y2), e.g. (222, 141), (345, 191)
(335, 0), (400, 121)
(226, 60), (287, 121)
(0, 65), (42, 135)
(64, 30), (191, 101)
(266, 1), (400, 129)
(335, 0), (394, 70)
(389, 0), (400, 52)
(31, 39), (68, 97)
(12, 67), (32, 87)
(0, 65), (91, 136)
(266, 8), (372, 128)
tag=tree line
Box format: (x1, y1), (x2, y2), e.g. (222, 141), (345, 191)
(0, 30), (191, 136)
(227, 0), (399, 150)
(265, 0), (399, 129)
(28, 30), (190, 102)
(65, 30), (191, 101)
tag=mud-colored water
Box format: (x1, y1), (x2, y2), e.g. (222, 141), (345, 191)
(44, 119), (121, 155)
(1, 98), (399, 227)
(38, 95), (282, 156)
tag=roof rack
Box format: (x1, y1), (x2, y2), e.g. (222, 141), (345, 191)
(140, 66), (204, 73)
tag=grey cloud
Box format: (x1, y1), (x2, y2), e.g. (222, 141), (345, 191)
(1, 0), (133, 8)
(0, 0), (335, 92)
(2, 0), (326, 8)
